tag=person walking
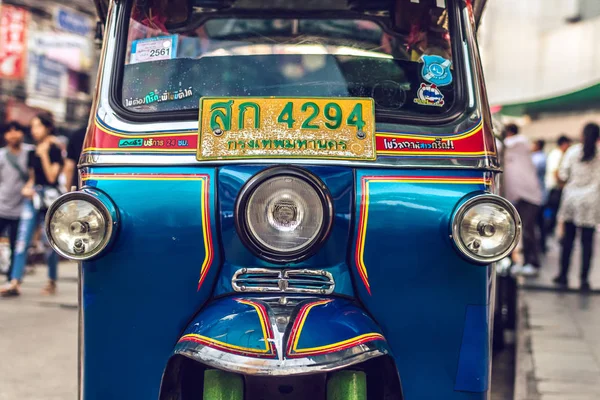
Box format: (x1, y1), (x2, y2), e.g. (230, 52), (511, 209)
(0, 122), (34, 281)
(503, 124), (543, 276)
(544, 135), (572, 236)
(553, 123), (600, 292)
(531, 139), (547, 253)
(64, 126), (86, 191)
(0, 113), (64, 297)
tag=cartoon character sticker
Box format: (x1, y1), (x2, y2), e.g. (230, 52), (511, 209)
(414, 83), (445, 107)
(421, 55), (453, 87)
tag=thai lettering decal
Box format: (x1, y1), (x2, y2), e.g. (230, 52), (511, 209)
(124, 87), (193, 108)
(375, 120), (489, 157)
(198, 97), (376, 161)
(87, 115), (491, 159)
(382, 138), (455, 150)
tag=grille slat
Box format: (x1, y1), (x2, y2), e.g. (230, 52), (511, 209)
(232, 268), (335, 294)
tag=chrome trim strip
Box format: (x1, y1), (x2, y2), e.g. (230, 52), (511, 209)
(78, 262), (84, 400)
(232, 268), (335, 295)
(450, 194), (522, 264)
(176, 339), (388, 376)
(80, 153), (502, 171)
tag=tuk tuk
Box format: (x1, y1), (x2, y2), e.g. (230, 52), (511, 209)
(46, 0), (521, 399)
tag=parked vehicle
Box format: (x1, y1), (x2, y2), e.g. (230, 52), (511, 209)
(46, 0), (520, 399)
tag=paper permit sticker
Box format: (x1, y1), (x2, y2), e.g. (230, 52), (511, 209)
(131, 35), (178, 64)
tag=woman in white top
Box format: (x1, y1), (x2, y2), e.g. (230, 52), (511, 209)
(554, 123), (600, 292)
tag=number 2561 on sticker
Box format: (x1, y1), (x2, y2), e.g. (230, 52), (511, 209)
(130, 35), (178, 64)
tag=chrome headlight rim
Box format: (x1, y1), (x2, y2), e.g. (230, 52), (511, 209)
(235, 166), (334, 264)
(44, 189), (117, 261)
(451, 193), (522, 264)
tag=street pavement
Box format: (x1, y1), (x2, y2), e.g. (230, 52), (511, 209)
(515, 236), (600, 400)
(0, 262), (78, 400)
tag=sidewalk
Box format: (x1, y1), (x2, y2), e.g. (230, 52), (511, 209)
(514, 236), (600, 400)
(3, 261), (79, 308)
(0, 262), (78, 400)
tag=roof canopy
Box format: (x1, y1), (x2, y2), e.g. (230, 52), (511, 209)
(95, 0), (487, 26)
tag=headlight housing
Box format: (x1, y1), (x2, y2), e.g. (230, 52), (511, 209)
(45, 190), (118, 261)
(451, 194), (521, 264)
(235, 167), (333, 263)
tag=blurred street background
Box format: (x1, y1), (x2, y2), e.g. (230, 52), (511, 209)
(0, 0), (97, 135)
(2, 0), (600, 399)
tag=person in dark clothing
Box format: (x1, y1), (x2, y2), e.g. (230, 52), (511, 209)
(544, 135), (572, 236)
(531, 139), (547, 253)
(64, 127), (86, 191)
(0, 113), (64, 297)
(0, 122), (34, 281)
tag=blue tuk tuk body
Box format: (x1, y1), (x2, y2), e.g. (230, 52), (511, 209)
(48, 0), (515, 399)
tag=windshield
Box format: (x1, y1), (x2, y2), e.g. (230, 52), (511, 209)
(119, 0), (459, 118)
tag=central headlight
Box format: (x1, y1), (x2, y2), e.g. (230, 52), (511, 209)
(236, 167), (333, 263)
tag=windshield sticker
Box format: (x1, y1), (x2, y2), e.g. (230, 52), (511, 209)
(124, 87), (193, 108)
(131, 35), (178, 64)
(421, 55), (453, 87)
(413, 83), (445, 107)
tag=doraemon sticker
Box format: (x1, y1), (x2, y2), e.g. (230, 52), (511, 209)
(421, 55), (453, 87)
(414, 83), (445, 107)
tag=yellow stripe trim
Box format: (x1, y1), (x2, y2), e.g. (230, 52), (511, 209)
(199, 179), (211, 280)
(94, 119), (198, 138)
(180, 333), (271, 354)
(293, 333), (385, 354)
(236, 299), (271, 353)
(375, 120), (483, 141)
(292, 300), (333, 351)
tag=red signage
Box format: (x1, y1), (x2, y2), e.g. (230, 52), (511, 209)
(0, 5), (29, 80)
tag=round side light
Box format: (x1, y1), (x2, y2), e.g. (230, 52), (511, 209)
(45, 190), (118, 261)
(451, 194), (522, 264)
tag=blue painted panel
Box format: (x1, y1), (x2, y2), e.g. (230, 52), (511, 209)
(80, 166), (221, 400)
(455, 305), (490, 392)
(177, 297), (275, 356)
(351, 169), (494, 400)
(216, 165), (354, 296)
(293, 298), (383, 350)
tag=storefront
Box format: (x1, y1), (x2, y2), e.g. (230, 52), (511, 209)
(0, 0), (97, 132)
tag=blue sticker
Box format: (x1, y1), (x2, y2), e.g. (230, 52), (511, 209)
(421, 55), (453, 87)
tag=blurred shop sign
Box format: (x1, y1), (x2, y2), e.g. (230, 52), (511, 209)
(54, 6), (92, 36)
(26, 95), (67, 122)
(4, 99), (47, 126)
(34, 55), (67, 98)
(0, 5), (29, 80)
(32, 33), (92, 72)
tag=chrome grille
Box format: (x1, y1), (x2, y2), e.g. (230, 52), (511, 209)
(232, 268), (335, 295)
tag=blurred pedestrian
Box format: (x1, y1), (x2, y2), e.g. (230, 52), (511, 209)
(531, 139), (547, 253)
(544, 135), (572, 236)
(0, 113), (64, 297)
(0, 122), (34, 281)
(503, 124), (543, 276)
(64, 127), (86, 191)
(553, 123), (600, 292)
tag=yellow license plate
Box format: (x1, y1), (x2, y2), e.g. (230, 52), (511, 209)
(197, 97), (376, 161)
